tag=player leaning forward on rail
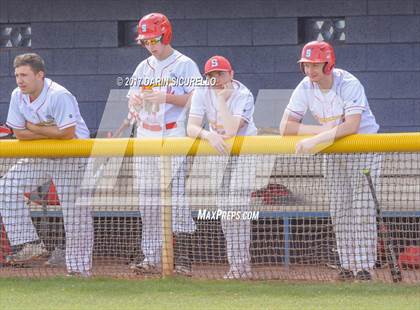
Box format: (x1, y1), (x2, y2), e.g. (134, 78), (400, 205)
(187, 55), (258, 279)
(0, 53), (93, 277)
(0, 36), (397, 281)
(280, 41), (381, 281)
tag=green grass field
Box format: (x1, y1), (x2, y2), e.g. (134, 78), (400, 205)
(0, 277), (419, 310)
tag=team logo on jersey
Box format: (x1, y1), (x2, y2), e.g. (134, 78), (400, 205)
(315, 114), (344, 124)
(305, 49), (312, 58)
(141, 24), (147, 33)
(39, 115), (56, 127)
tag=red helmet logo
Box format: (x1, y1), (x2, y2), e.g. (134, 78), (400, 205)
(141, 24), (147, 33)
(298, 41), (336, 75)
(137, 13), (172, 45)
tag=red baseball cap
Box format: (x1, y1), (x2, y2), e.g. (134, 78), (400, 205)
(204, 55), (232, 74)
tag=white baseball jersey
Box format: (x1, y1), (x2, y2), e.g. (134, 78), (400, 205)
(129, 50), (200, 264)
(286, 68), (379, 134)
(128, 49), (201, 130)
(190, 80), (257, 136)
(190, 79), (257, 274)
(7, 78), (90, 138)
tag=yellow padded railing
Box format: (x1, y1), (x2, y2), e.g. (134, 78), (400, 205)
(0, 133), (420, 157)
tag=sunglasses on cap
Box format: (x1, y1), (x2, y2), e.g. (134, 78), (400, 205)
(140, 35), (163, 46)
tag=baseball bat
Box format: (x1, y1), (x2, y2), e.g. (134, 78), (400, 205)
(362, 168), (402, 282)
(89, 118), (135, 185)
(111, 118), (135, 139)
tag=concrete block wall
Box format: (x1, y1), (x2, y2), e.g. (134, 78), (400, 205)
(0, 0), (419, 132)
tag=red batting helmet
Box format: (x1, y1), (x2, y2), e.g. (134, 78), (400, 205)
(298, 41), (336, 75)
(136, 13), (172, 45)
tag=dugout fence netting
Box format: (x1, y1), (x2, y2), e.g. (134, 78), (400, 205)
(0, 136), (419, 283)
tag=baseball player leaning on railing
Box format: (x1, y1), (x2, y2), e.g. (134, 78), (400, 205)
(280, 41), (381, 281)
(1, 53), (93, 277)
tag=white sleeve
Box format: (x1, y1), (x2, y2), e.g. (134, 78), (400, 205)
(232, 92), (254, 123)
(6, 92), (26, 130)
(189, 88), (206, 118)
(51, 93), (80, 130)
(285, 82), (308, 121)
(341, 81), (367, 116)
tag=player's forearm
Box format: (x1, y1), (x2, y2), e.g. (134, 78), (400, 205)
(327, 120), (359, 140)
(14, 129), (48, 140)
(28, 125), (75, 139)
(187, 123), (208, 140)
(217, 101), (242, 136)
(280, 120), (324, 136)
(297, 124), (326, 135)
(165, 93), (192, 107)
(312, 121), (358, 145)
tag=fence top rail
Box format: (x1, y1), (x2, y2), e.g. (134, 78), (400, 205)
(0, 133), (420, 158)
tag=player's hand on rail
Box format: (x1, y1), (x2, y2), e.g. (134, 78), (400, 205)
(295, 137), (318, 154)
(205, 131), (230, 155)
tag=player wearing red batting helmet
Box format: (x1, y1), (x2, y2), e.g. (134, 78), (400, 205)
(127, 13), (201, 276)
(136, 13), (173, 45)
(298, 40), (336, 75)
(280, 41), (380, 281)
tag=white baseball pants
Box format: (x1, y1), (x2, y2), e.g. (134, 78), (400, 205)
(212, 155), (256, 271)
(134, 125), (196, 266)
(0, 158), (93, 273)
(324, 153), (381, 272)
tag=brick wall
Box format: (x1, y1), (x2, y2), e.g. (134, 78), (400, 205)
(0, 0), (419, 132)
